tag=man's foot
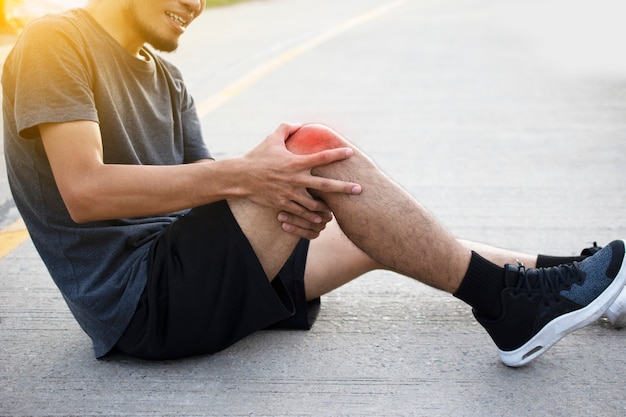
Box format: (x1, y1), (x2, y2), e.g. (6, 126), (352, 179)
(474, 240), (626, 367)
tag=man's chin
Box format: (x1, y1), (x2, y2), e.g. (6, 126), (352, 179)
(147, 39), (179, 53)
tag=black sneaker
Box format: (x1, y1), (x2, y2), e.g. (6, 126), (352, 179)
(474, 239), (626, 367)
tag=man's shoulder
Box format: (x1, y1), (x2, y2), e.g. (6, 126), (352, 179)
(20, 9), (85, 38)
(7, 9), (95, 72)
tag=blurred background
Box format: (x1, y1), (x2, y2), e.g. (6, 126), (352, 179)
(1, 0), (625, 78)
(0, 0), (86, 31)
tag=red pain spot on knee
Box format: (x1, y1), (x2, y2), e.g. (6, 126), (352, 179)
(286, 123), (345, 155)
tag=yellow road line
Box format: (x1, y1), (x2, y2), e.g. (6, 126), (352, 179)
(0, 0), (407, 260)
(0, 218), (29, 258)
(196, 0), (407, 118)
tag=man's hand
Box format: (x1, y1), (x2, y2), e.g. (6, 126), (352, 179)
(239, 123), (361, 238)
(277, 209), (334, 240)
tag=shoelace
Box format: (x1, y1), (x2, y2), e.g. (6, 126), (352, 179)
(513, 262), (585, 305)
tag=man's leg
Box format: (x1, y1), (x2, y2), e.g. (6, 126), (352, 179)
(229, 133), (471, 296)
(288, 130), (522, 328)
(287, 124), (626, 367)
(227, 124), (542, 296)
(287, 126), (604, 295)
(288, 129), (472, 293)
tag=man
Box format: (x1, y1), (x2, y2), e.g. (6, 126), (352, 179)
(3, 0), (625, 366)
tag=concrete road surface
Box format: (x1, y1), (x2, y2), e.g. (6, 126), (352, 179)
(1, 0), (625, 415)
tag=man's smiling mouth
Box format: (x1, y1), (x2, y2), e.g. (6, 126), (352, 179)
(166, 12), (188, 28)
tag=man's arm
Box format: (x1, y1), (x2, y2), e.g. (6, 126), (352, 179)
(40, 121), (361, 226)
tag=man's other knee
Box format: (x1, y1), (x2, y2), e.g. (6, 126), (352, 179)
(286, 124), (349, 155)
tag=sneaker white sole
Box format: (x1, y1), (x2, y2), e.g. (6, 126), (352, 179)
(499, 241), (626, 367)
(605, 288), (626, 328)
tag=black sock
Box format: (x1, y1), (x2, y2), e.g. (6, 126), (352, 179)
(536, 254), (586, 268)
(453, 251), (506, 320)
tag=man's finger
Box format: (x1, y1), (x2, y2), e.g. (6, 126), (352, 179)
(308, 177), (362, 196)
(281, 222), (323, 240)
(298, 147), (354, 167)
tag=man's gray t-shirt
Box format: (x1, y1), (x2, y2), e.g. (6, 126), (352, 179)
(2, 9), (211, 357)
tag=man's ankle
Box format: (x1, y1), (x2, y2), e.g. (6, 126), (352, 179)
(453, 252), (506, 319)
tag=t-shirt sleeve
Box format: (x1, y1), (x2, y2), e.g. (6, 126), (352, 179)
(9, 17), (98, 139)
(181, 94), (212, 163)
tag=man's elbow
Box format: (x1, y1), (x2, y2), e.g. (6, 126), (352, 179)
(67, 209), (94, 224)
(61, 188), (100, 224)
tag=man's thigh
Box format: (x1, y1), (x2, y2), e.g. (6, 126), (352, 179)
(227, 197), (302, 280)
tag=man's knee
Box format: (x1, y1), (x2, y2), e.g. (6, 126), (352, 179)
(286, 124), (349, 155)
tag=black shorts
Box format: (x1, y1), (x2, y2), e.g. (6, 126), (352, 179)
(116, 200), (320, 360)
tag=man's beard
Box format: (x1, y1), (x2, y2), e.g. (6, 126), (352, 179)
(129, 8), (180, 53)
(147, 37), (179, 53)
(139, 25), (179, 53)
